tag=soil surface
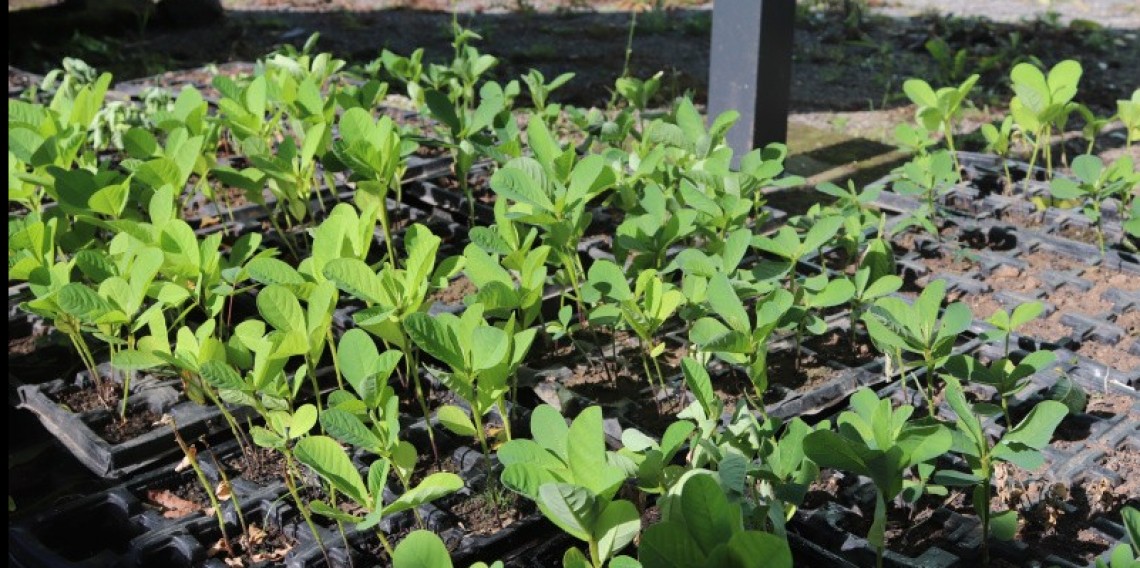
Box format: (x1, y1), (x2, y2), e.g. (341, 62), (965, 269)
(429, 275), (479, 305)
(99, 408), (162, 444)
(447, 484), (534, 536)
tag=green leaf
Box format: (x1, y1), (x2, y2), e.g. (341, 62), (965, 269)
(294, 436), (369, 506)
(404, 313), (466, 372)
(537, 483), (596, 542)
(392, 530), (454, 568)
(323, 258), (384, 304)
(638, 522), (705, 568)
(531, 404), (569, 461)
(567, 407), (607, 486)
(247, 257), (305, 286)
(707, 273), (749, 333)
(289, 404), (318, 439)
(562, 547), (592, 568)
(990, 510), (1019, 541)
(1047, 374), (1088, 415)
(436, 404), (477, 438)
(680, 474), (733, 556)
(111, 349), (165, 371)
(199, 361), (246, 391)
(594, 500), (641, 562)
(383, 472), (464, 516)
(257, 285), (305, 332)
(501, 462), (561, 499)
(1009, 302), (1044, 329)
(803, 430), (868, 476)
(1003, 400), (1068, 450)
(321, 408), (383, 452)
(726, 531), (792, 568)
(490, 166), (554, 212)
(57, 283), (110, 322)
(681, 358), (716, 419)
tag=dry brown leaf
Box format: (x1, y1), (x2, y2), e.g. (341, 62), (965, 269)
(251, 545), (292, 563)
(215, 480), (232, 501)
(223, 557), (244, 567)
(198, 215), (221, 229)
(174, 446), (197, 472)
(206, 536), (231, 558)
(145, 489), (202, 519)
(245, 524), (267, 547)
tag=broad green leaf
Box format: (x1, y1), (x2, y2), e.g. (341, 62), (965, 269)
(537, 483), (596, 542)
(383, 472), (463, 516)
(436, 404), (477, 437)
(594, 500), (641, 562)
(391, 530), (454, 568)
(295, 436), (369, 505)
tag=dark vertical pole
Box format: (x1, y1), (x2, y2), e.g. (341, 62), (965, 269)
(708, 0), (795, 167)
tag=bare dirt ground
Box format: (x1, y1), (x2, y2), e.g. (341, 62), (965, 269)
(8, 0), (1139, 187)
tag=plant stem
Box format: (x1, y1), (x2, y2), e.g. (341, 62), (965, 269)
(282, 449), (331, 565)
(170, 418), (233, 557)
(408, 351), (440, 462)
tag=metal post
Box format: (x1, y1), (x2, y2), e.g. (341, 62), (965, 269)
(708, 0), (795, 166)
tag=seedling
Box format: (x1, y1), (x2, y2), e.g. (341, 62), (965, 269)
(689, 273), (792, 402)
(405, 304), (536, 456)
(938, 377), (1068, 565)
(902, 74), (978, 173)
(1009, 60), (1082, 189)
(330, 108), (411, 264)
(980, 116), (1016, 191)
(488, 118), (617, 318)
(861, 279), (973, 415)
(1049, 154), (1140, 254)
(1118, 89), (1140, 150)
(322, 223), (461, 458)
(586, 260), (685, 398)
(296, 434), (462, 557)
(522, 69), (575, 126)
(891, 150), (958, 233)
(498, 405), (640, 568)
(803, 389), (953, 568)
(638, 474), (792, 568)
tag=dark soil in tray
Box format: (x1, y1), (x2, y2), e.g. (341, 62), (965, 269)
(447, 484), (535, 536)
(710, 348), (841, 406)
(802, 328), (876, 368)
(227, 446), (288, 487)
(53, 381), (121, 414)
(99, 408), (164, 444)
(557, 340), (688, 432)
